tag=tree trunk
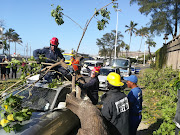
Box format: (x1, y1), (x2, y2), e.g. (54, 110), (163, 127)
(148, 45), (152, 61)
(66, 92), (109, 135)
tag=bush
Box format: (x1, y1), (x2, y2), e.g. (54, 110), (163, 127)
(138, 66), (179, 134)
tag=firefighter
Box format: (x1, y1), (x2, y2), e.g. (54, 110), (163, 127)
(33, 37), (68, 82)
(78, 67), (100, 105)
(101, 72), (130, 135)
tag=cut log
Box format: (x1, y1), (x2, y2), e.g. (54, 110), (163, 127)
(66, 92), (109, 135)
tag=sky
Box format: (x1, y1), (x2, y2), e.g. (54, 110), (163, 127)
(0, 0), (174, 56)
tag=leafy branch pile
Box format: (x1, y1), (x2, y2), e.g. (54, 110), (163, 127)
(0, 95), (33, 133)
(138, 67), (179, 134)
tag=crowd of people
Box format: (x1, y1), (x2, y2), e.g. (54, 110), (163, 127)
(0, 58), (18, 80)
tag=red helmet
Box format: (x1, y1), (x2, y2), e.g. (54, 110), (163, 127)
(92, 67), (100, 73)
(50, 37), (59, 46)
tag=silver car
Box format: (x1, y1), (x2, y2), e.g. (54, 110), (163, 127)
(0, 81), (80, 135)
(98, 66), (120, 90)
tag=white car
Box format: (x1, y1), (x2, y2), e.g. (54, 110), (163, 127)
(0, 80), (79, 135)
(80, 60), (104, 76)
(98, 66), (120, 90)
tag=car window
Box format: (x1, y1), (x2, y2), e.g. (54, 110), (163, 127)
(54, 86), (72, 108)
(99, 68), (115, 76)
(63, 55), (72, 60)
(96, 63), (103, 67)
(136, 67), (140, 70)
(20, 86), (56, 111)
(84, 62), (95, 67)
(112, 59), (130, 67)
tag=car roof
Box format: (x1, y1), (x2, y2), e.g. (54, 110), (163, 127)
(100, 66), (117, 69)
(84, 60), (103, 63)
(112, 58), (130, 61)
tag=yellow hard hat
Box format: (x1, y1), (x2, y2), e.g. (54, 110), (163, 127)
(107, 72), (124, 87)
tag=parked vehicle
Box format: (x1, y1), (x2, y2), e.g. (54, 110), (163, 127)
(130, 66), (135, 74)
(110, 58), (131, 77)
(63, 53), (75, 65)
(0, 80), (80, 135)
(135, 67), (141, 74)
(98, 66), (120, 90)
(80, 60), (104, 76)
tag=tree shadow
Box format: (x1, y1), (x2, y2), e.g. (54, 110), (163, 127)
(137, 119), (163, 135)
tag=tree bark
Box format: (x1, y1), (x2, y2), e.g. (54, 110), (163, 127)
(66, 92), (109, 135)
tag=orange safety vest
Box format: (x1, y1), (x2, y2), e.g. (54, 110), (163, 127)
(72, 59), (79, 71)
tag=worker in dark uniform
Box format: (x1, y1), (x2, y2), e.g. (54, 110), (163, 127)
(33, 37), (67, 82)
(78, 67), (100, 105)
(124, 75), (142, 135)
(101, 72), (130, 135)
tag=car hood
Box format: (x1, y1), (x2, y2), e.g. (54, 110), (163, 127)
(98, 75), (107, 82)
(0, 111), (47, 135)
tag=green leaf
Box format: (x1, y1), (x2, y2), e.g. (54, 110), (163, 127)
(16, 116), (24, 121)
(3, 125), (11, 133)
(22, 109), (28, 113)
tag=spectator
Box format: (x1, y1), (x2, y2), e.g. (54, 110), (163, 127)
(5, 58), (10, 79)
(1, 58), (6, 80)
(11, 63), (17, 79)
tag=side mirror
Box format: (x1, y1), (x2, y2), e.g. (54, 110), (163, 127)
(57, 102), (66, 109)
(84, 64), (88, 68)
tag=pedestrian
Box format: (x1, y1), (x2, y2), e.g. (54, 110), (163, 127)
(1, 58), (6, 80)
(33, 37), (68, 82)
(11, 63), (17, 79)
(124, 75), (142, 135)
(78, 67), (100, 105)
(101, 72), (130, 135)
(5, 58), (10, 79)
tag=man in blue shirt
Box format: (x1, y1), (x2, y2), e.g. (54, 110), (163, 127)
(124, 75), (142, 135)
(33, 37), (68, 82)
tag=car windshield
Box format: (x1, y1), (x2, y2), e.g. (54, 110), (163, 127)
(19, 86), (56, 111)
(63, 55), (72, 60)
(84, 62), (95, 67)
(111, 59), (129, 68)
(99, 68), (115, 76)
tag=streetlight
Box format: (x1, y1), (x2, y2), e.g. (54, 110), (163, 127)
(114, 3), (121, 60)
(163, 34), (168, 44)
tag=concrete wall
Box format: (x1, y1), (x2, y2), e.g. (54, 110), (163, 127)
(165, 34), (180, 70)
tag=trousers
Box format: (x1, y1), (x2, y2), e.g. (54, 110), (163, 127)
(129, 114), (142, 135)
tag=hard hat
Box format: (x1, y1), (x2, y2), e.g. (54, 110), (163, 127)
(92, 67), (100, 73)
(107, 72), (124, 87)
(50, 37), (59, 46)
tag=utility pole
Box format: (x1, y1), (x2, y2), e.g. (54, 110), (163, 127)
(114, 3), (121, 60)
(26, 43), (28, 61)
(143, 42), (146, 66)
(30, 45), (31, 57)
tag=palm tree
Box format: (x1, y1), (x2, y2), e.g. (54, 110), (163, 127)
(12, 33), (23, 55)
(4, 28), (15, 57)
(125, 21), (138, 50)
(136, 27), (149, 51)
(146, 38), (156, 61)
(125, 44), (130, 58)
